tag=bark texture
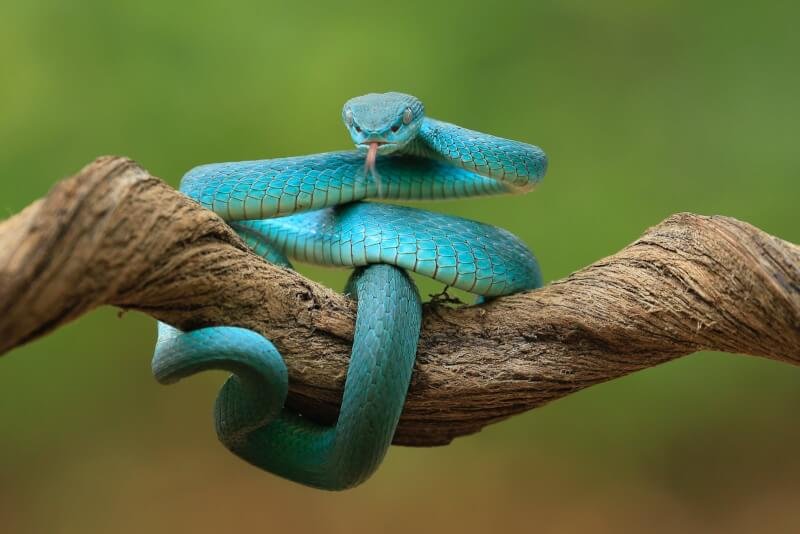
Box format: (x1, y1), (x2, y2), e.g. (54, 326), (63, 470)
(1, 157), (798, 446)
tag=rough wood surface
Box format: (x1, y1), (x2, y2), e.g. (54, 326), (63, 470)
(1, 157), (798, 446)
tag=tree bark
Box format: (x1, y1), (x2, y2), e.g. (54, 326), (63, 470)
(0, 156), (798, 446)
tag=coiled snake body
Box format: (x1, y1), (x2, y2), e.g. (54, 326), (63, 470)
(153, 92), (547, 490)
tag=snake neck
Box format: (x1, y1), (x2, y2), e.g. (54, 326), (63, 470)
(397, 121), (434, 158)
(393, 117), (547, 193)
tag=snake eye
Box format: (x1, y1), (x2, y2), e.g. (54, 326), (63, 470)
(355, 125), (361, 133)
(402, 107), (413, 125)
(345, 109), (353, 126)
(390, 125), (400, 133)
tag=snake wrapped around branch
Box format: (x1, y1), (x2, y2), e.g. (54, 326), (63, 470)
(153, 92), (548, 490)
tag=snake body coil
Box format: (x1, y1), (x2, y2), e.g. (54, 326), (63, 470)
(153, 92), (547, 490)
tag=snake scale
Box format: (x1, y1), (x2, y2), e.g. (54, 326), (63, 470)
(153, 92), (547, 490)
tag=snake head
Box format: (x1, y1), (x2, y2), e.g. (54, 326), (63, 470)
(342, 92), (425, 155)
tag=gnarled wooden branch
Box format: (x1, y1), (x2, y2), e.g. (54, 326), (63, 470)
(1, 157), (798, 446)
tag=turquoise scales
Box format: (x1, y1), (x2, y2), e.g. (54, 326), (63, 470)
(153, 92), (547, 490)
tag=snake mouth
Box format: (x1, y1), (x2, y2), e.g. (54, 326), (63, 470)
(357, 141), (399, 158)
(357, 141), (393, 149)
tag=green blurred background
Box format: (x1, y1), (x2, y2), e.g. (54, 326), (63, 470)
(1, 1), (798, 532)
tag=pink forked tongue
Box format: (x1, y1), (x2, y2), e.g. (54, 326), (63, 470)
(364, 141), (383, 197)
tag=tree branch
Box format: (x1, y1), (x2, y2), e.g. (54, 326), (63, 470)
(1, 157), (798, 446)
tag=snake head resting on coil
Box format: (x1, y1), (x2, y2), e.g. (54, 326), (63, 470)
(342, 92), (425, 196)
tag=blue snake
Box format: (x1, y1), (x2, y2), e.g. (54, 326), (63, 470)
(153, 92), (547, 490)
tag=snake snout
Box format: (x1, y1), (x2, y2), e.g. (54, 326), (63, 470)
(358, 135), (388, 146)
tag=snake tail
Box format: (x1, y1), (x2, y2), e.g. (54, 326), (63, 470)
(153, 264), (421, 490)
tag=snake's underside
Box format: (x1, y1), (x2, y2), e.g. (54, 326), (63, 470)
(153, 92), (547, 490)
